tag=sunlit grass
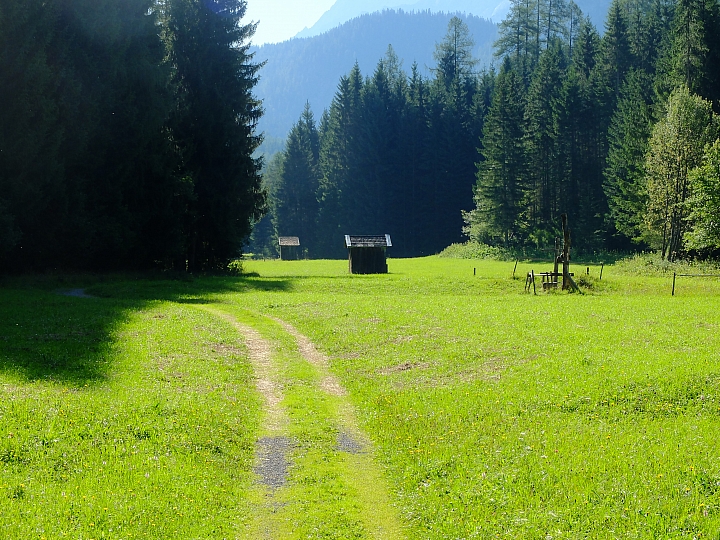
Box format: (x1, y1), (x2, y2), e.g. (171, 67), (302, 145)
(0, 293), (260, 538)
(238, 256), (720, 538)
(2, 256), (720, 538)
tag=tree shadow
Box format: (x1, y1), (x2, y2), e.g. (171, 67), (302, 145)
(0, 274), (293, 385)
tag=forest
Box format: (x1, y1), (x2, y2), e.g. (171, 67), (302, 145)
(252, 9), (499, 139)
(256, 0), (720, 261)
(0, 0), (265, 272)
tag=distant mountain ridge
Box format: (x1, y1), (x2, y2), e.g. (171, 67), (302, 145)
(254, 10), (498, 140)
(294, 0), (611, 40)
(295, 0), (511, 38)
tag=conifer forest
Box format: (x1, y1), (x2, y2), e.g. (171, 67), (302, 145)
(2, 0), (720, 270)
(0, 0), (265, 272)
(259, 0), (720, 261)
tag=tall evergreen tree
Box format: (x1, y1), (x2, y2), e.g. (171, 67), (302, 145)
(524, 41), (567, 239)
(604, 69), (655, 243)
(1, 0), (185, 271)
(471, 59), (528, 245)
(667, 0), (720, 105)
(601, 0), (634, 99)
(316, 65), (363, 258)
(401, 63), (434, 255)
(165, 0), (265, 271)
(273, 103), (320, 257)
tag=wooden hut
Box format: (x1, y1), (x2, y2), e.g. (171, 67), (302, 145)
(345, 235), (392, 274)
(278, 236), (300, 260)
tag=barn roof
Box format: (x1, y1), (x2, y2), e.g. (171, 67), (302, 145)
(278, 236), (300, 246)
(344, 234), (392, 248)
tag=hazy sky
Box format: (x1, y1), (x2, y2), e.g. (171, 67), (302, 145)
(245, 0), (336, 45)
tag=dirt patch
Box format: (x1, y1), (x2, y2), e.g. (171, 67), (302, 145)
(337, 432), (365, 455)
(239, 326), (283, 414)
(378, 362), (430, 375)
(320, 376), (347, 397)
(254, 437), (293, 490)
(199, 308), (286, 432)
(212, 344), (245, 356)
(271, 318), (350, 399)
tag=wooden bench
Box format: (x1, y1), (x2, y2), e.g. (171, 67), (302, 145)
(525, 271), (574, 292)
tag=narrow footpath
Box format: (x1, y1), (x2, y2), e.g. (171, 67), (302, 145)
(198, 305), (406, 539)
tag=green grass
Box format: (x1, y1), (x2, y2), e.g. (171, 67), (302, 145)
(2, 257), (720, 538)
(0, 287), (261, 538)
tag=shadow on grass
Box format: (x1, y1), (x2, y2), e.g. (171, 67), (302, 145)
(0, 274), (292, 385)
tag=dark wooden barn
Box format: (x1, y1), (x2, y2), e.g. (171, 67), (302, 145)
(278, 236), (300, 260)
(345, 235), (392, 274)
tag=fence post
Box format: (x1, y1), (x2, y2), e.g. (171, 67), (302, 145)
(531, 270), (536, 295)
(672, 272), (676, 296)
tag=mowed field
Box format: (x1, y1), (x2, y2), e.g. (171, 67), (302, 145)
(2, 257), (720, 539)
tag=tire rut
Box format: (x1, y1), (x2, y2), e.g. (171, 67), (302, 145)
(199, 306), (405, 539)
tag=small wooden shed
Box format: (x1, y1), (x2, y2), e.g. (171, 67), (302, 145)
(278, 236), (300, 260)
(345, 234), (392, 274)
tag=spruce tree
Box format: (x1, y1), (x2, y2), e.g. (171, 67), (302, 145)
(524, 41), (567, 238)
(601, 0), (634, 100)
(604, 69), (655, 244)
(667, 0), (720, 105)
(316, 65), (363, 258)
(165, 0), (265, 271)
(472, 58), (528, 245)
(273, 104), (320, 257)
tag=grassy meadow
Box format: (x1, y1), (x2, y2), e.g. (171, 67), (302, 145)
(2, 257), (720, 538)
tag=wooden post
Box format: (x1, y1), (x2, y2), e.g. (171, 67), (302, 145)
(672, 272), (676, 296)
(600, 263), (604, 281)
(474, 267), (476, 276)
(513, 260), (518, 278)
(531, 270), (536, 295)
(561, 214), (580, 293)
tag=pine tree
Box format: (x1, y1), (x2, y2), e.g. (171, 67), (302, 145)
(524, 41), (567, 239)
(165, 0), (265, 271)
(316, 65), (363, 258)
(273, 103), (320, 257)
(472, 58), (528, 245)
(604, 69), (655, 243)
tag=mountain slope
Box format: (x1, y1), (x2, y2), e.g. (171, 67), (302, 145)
(295, 0), (611, 40)
(295, 0), (509, 38)
(254, 10), (498, 139)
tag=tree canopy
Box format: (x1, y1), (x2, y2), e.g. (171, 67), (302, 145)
(0, 0), (265, 272)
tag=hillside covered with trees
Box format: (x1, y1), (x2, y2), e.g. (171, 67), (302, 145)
(256, 0), (720, 261)
(253, 10), (498, 140)
(0, 0), (265, 272)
